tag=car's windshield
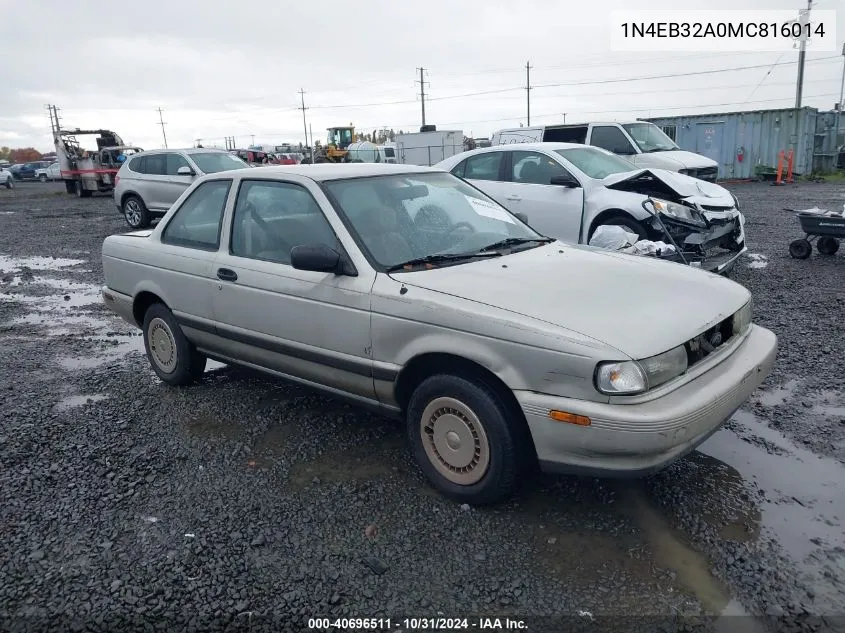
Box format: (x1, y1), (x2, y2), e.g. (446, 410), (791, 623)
(190, 152), (248, 174)
(555, 147), (638, 180)
(622, 123), (679, 152)
(324, 172), (545, 270)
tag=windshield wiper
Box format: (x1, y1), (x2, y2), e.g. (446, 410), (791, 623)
(477, 236), (555, 252)
(386, 251), (501, 272)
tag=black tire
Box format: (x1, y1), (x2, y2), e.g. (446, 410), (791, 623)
(39, 174), (48, 183)
(141, 303), (207, 386)
(789, 238), (812, 259)
(75, 180), (92, 198)
(589, 214), (647, 242)
(122, 195), (152, 229)
(4, 177), (12, 190)
(406, 373), (529, 504)
(817, 236), (840, 256)
(64, 180), (75, 194)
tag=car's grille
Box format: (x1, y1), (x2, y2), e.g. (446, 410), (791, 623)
(685, 315), (735, 366)
(687, 166), (718, 181)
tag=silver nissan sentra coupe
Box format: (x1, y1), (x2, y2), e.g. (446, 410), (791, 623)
(101, 163), (777, 504)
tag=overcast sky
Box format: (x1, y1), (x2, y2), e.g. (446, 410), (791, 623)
(1, 0), (843, 152)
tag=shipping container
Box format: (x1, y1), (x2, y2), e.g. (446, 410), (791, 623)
(643, 107), (841, 180)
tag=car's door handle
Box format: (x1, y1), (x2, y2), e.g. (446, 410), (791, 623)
(505, 195), (522, 201)
(216, 268), (238, 282)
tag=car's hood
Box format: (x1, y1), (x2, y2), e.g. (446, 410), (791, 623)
(393, 243), (749, 359)
(602, 168), (734, 207)
(636, 150), (717, 170)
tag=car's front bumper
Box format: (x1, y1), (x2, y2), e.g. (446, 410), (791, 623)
(659, 208), (746, 275)
(515, 324), (777, 477)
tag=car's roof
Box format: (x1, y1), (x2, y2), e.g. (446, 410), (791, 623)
(438, 142), (599, 166)
(220, 163), (444, 182)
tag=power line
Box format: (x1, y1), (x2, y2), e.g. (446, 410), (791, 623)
(155, 107), (168, 148)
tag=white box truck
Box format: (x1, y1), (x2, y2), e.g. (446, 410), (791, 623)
(395, 129), (464, 166)
(490, 121), (718, 181)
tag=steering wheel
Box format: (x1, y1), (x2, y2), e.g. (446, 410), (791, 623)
(244, 201), (293, 252)
(448, 221), (476, 234)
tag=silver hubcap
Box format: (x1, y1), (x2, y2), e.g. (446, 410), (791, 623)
(147, 317), (177, 373)
(420, 396), (490, 485)
(125, 200), (142, 226)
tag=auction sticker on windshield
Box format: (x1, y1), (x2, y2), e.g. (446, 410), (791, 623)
(466, 196), (516, 223)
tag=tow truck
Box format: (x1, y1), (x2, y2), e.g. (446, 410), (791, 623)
(54, 128), (143, 197)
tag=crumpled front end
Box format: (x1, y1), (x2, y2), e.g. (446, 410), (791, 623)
(652, 205), (746, 274)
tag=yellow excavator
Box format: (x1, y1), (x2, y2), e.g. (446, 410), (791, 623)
(312, 124), (355, 163)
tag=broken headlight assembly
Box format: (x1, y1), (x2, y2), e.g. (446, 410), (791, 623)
(649, 198), (707, 227)
(595, 345), (688, 395)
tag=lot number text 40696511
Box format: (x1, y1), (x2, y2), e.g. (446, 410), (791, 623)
(307, 617), (527, 630)
(611, 10), (837, 52)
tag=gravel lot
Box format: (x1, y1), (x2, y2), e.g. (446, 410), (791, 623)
(0, 180), (843, 632)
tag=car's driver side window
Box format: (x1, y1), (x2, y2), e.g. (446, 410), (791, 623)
(230, 180), (339, 265)
(511, 151), (571, 185)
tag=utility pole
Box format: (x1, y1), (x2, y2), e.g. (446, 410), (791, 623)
(794, 0), (812, 109)
(837, 43), (845, 149)
(525, 61), (533, 126)
(415, 67), (428, 127)
(156, 107), (168, 148)
(298, 88), (310, 160)
(250, 134), (255, 146)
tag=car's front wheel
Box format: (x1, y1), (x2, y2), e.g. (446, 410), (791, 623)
(122, 195), (152, 229)
(590, 214), (647, 242)
(4, 177), (12, 190)
(407, 374), (528, 504)
(142, 303), (207, 386)
(39, 174), (48, 183)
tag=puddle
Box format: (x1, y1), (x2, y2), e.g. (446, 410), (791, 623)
(54, 394), (109, 412)
(619, 485), (733, 615)
(756, 379), (800, 407)
(746, 253), (769, 269)
(699, 411), (845, 612)
(184, 412), (247, 441)
(807, 390), (845, 419)
(286, 438), (401, 490)
(0, 255), (85, 272)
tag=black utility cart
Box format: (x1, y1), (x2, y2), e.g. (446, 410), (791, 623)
(788, 211), (844, 259)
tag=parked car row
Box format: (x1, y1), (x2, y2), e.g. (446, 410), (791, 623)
(101, 159), (776, 504)
(9, 160), (53, 181)
(35, 161), (61, 182)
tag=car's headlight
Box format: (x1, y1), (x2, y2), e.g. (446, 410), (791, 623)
(651, 198), (706, 227)
(732, 299), (752, 335)
(730, 192), (740, 210)
(596, 345), (688, 395)
(679, 168), (692, 176)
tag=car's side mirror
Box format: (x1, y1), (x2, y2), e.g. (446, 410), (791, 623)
(291, 244), (354, 275)
(549, 175), (580, 188)
(177, 166), (195, 176)
(513, 212), (529, 224)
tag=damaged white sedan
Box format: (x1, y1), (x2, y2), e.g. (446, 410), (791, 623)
(437, 143), (746, 274)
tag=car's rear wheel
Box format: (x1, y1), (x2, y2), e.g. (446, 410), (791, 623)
(406, 374), (527, 504)
(123, 195), (152, 229)
(142, 303), (206, 386)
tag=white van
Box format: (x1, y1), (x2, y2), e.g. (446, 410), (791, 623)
(491, 121), (718, 182)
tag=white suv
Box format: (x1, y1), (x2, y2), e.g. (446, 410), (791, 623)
(113, 148), (248, 228)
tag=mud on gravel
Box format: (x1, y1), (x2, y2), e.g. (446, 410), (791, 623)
(0, 181), (843, 632)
